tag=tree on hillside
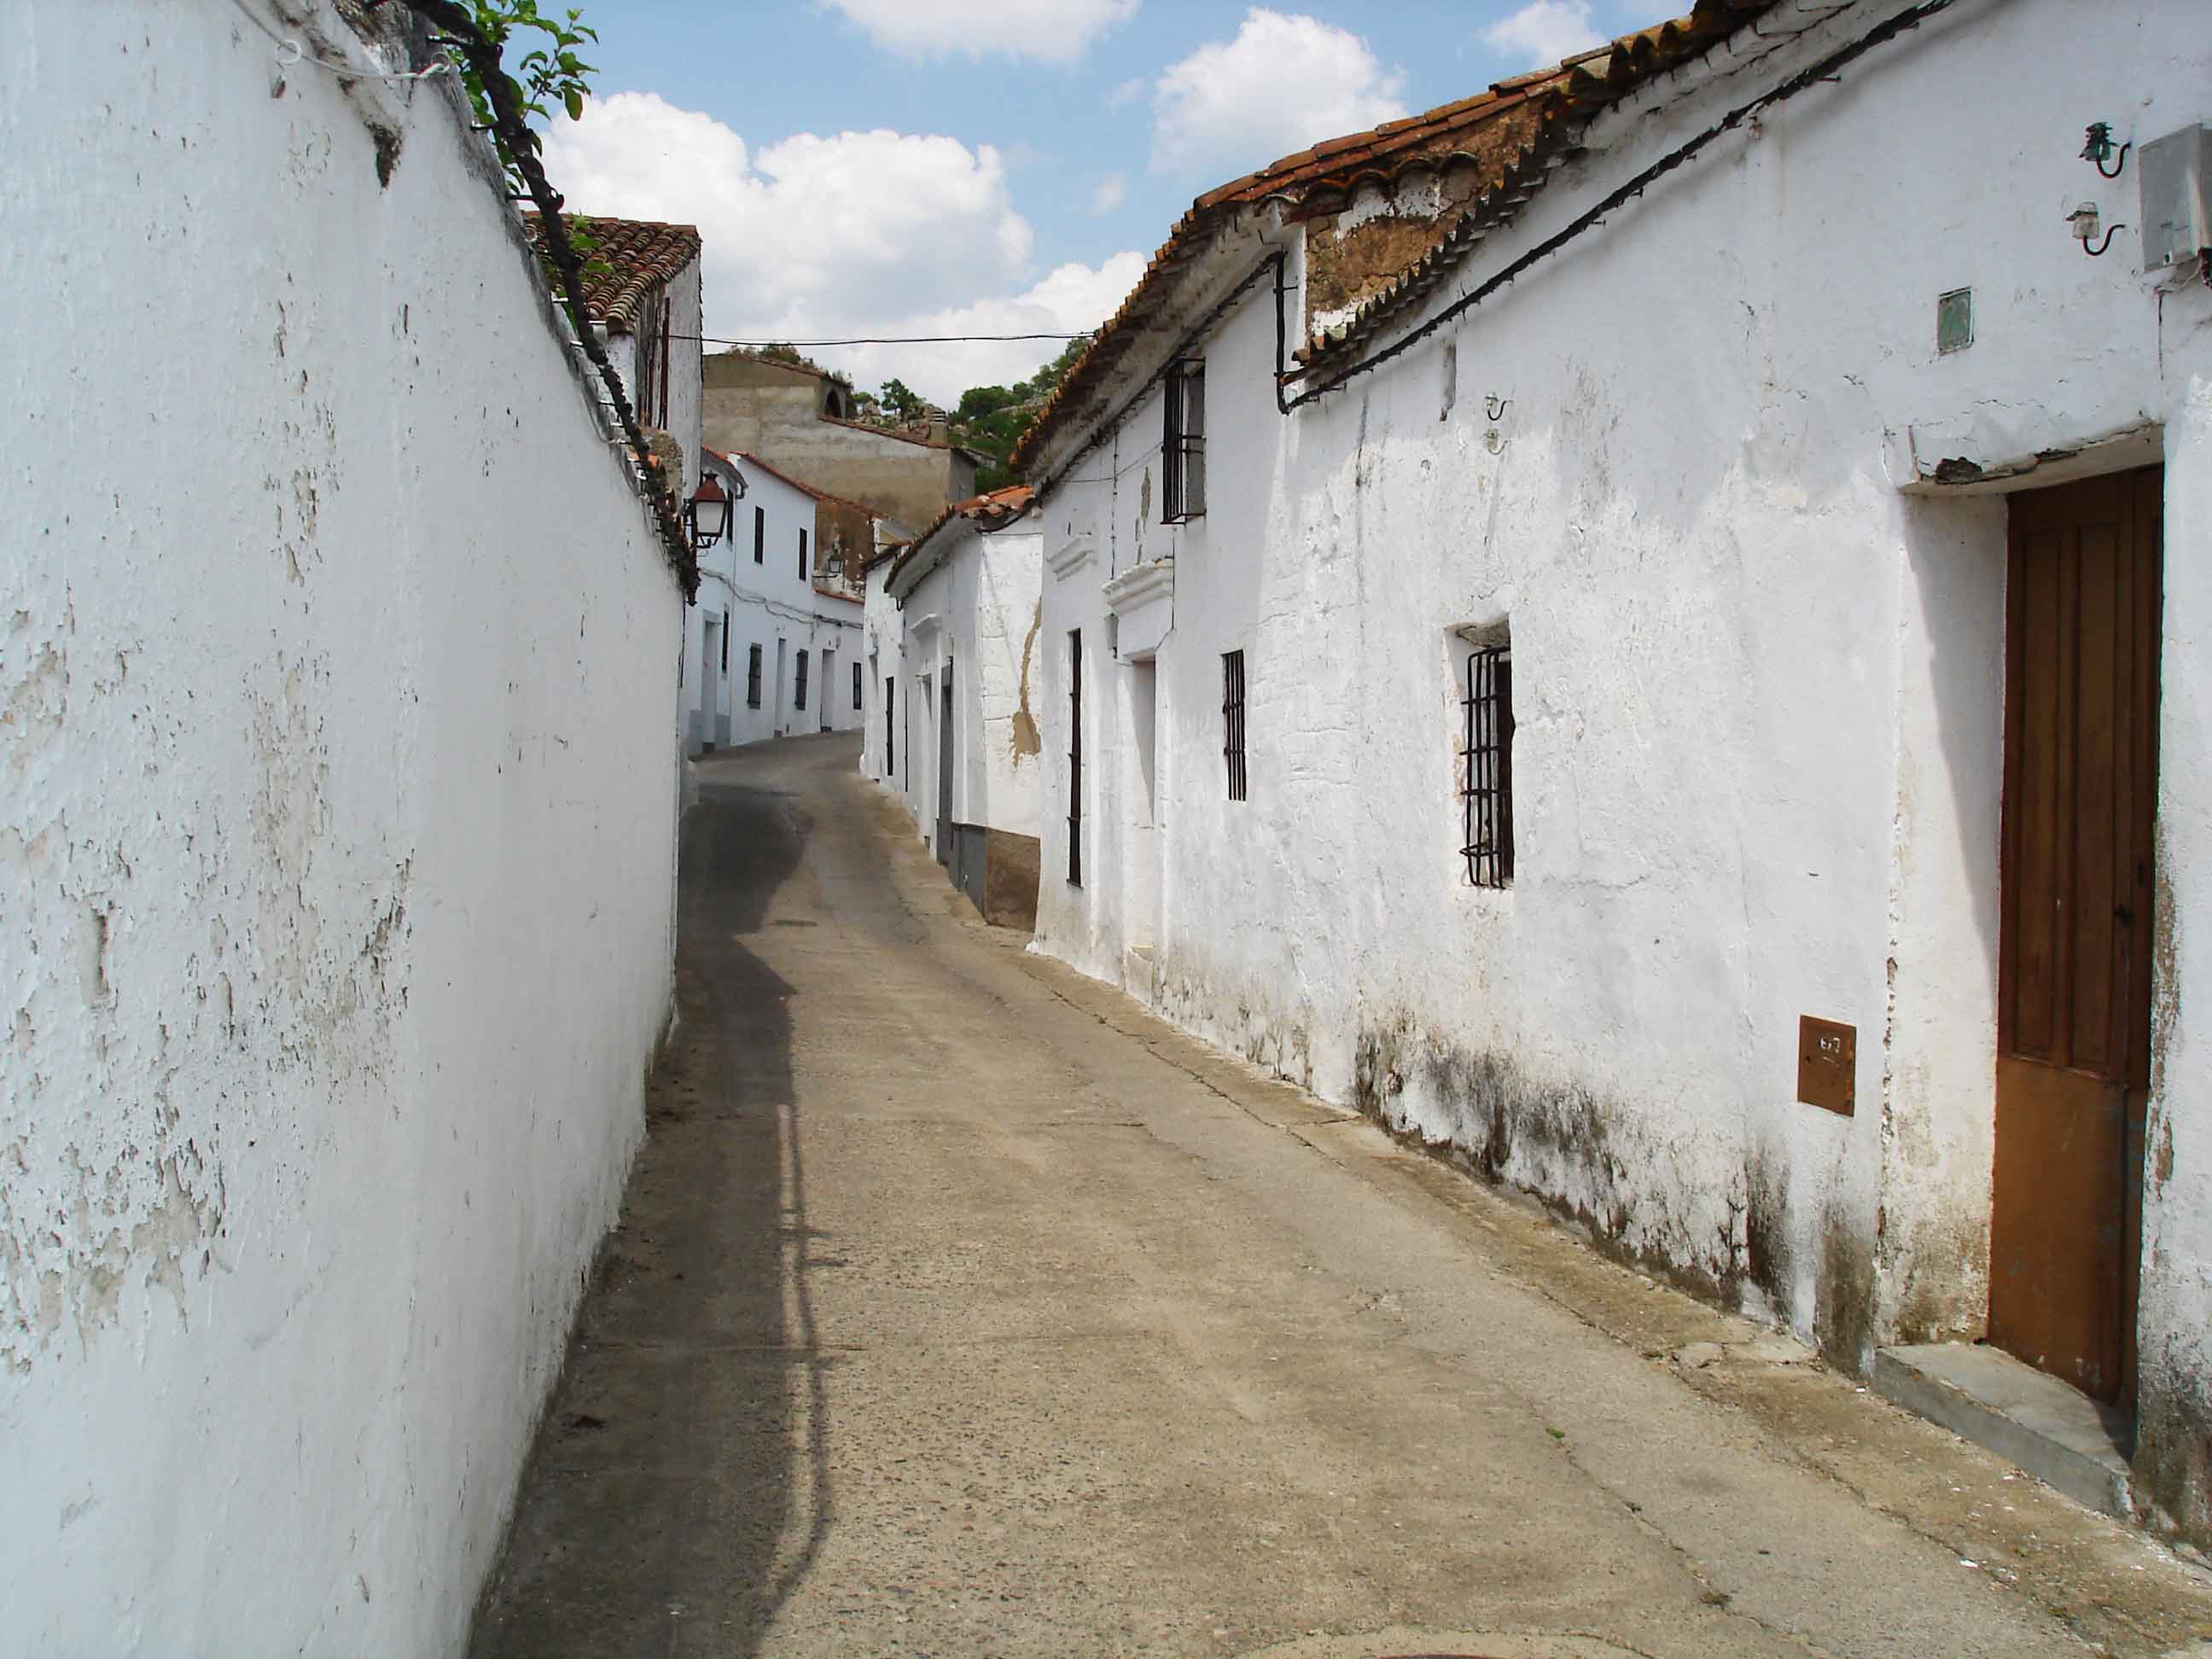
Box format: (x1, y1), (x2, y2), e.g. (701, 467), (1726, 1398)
(947, 335), (1091, 491)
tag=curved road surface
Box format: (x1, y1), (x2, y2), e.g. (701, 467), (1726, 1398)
(470, 734), (2211, 1659)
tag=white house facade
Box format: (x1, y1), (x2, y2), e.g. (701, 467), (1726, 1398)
(684, 451), (868, 754)
(866, 491), (1045, 928)
(1016, 0), (2212, 1545)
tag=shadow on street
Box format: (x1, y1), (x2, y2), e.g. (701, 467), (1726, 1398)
(469, 760), (825, 1657)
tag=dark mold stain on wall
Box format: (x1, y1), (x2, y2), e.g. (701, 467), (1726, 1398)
(1353, 1015), (1885, 1371)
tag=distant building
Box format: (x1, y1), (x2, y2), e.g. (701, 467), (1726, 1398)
(525, 214), (703, 503)
(702, 349), (981, 536)
(682, 449), (892, 755)
(863, 488), (1043, 929)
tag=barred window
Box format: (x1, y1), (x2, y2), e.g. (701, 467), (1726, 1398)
(1162, 359), (1206, 522)
(753, 505), (765, 564)
(800, 527), (809, 580)
(720, 612), (730, 675)
(1461, 643), (1514, 888)
(884, 676), (895, 777)
(1221, 649), (1246, 801)
(795, 649), (809, 712)
(747, 643), (763, 709)
(853, 661), (863, 709)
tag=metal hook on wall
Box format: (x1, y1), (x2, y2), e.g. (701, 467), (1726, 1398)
(1483, 394), (1511, 422)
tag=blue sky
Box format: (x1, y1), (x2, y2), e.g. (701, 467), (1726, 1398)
(543, 2), (1649, 400)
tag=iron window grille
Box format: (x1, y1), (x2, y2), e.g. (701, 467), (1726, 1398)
(1162, 358), (1206, 522)
(1461, 645), (1514, 888)
(800, 527), (809, 579)
(853, 661), (863, 709)
(753, 506), (765, 564)
(1221, 649), (1247, 801)
(795, 649), (809, 712)
(719, 612), (730, 675)
(1067, 629), (1083, 886)
(884, 677), (895, 777)
(747, 643), (763, 709)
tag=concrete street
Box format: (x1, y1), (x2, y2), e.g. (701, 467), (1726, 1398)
(469, 734), (2212, 1659)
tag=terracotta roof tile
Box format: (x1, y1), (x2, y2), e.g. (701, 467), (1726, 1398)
(1011, 0), (1783, 476)
(882, 486), (1035, 591)
(524, 213), (701, 334)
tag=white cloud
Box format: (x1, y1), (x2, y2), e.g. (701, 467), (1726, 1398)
(1482, 1), (1604, 67)
(821, 0), (1138, 65)
(1089, 172), (1127, 216)
(541, 91), (1141, 403)
(1150, 9), (1407, 179)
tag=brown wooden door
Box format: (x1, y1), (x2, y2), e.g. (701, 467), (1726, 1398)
(1991, 467), (2161, 1406)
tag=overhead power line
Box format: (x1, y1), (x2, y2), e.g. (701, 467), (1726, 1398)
(671, 332), (1091, 348)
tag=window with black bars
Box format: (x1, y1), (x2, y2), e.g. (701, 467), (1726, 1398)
(800, 527), (809, 580)
(1221, 649), (1247, 801)
(884, 677), (895, 777)
(747, 643), (763, 709)
(1067, 630), (1083, 887)
(1461, 644), (1514, 888)
(795, 649), (809, 712)
(1162, 359), (1207, 522)
(719, 612), (730, 676)
(853, 661), (863, 709)
(754, 506), (765, 564)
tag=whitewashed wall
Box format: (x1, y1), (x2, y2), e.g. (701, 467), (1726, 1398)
(1033, 0), (2212, 1541)
(684, 464), (864, 753)
(861, 560), (907, 793)
(0, 3), (684, 1651)
(883, 519), (1045, 850)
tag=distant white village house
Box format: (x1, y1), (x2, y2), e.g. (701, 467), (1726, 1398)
(863, 486), (1045, 928)
(684, 448), (880, 754)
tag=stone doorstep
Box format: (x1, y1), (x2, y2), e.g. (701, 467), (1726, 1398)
(1871, 1342), (2135, 1520)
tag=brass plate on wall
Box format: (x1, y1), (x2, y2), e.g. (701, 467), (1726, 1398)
(1798, 1016), (1856, 1115)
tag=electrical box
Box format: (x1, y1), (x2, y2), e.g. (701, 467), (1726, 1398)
(2139, 124), (2212, 273)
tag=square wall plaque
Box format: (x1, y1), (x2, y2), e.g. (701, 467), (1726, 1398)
(1798, 1016), (1856, 1115)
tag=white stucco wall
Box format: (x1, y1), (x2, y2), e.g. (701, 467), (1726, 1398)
(1032, 0), (2212, 1538)
(881, 519), (1045, 853)
(1, 3), (684, 1650)
(685, 464), (864, 754)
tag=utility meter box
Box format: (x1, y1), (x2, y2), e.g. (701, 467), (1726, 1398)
(2139, 124), (2212, 273)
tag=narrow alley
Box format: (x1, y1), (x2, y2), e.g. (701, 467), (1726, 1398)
(469, 736), (2212, 1659)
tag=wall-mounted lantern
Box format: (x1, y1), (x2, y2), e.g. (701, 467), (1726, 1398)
(687, 474), (732, 549)
(825, 550), (846, 582)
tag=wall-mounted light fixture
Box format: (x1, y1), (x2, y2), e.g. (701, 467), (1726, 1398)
(2081, 122), (2129, 179)
(2068, 201), (2124, 259)
(686, 474), (732, 549)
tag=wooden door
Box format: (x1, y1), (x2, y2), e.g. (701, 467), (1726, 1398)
(1991, 466), (2161, 1405)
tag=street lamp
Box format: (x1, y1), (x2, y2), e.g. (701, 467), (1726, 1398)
(687, 474), (732, 549)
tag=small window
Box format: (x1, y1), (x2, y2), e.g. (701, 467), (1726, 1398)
(753, 505), (765, 565)
(795, 649), (809, 712)
(1067, 629), (1083, 887)
(720, 611), (730, 675)
(1461, 643), (1514, 888)
(885, 676), (895, 777)
(1220, 649), (1246, 801)
(853, 661), (863, 710)
(1163, 359), (1206, 522)
(747, 643), (763, 709)
(800, 527), (810, 580)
